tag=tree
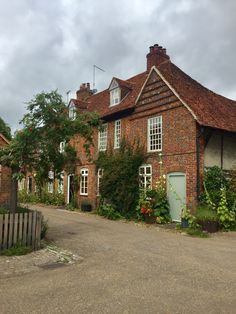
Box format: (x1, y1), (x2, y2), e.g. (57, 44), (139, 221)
(0, 117), (11, 140)
(0, 90), (100, 212)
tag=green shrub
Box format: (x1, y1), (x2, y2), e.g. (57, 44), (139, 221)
(97, 203), (123, 220)
(0, 207), (8, 214)
(18, 190), (40, 203)
(200, 166), (227, 206)
(40, 191), (65, 206)
(16, 206), (29, 213)
(195, 206), (218, 222)
(19, 189), (65, 206)
(96, 140), (146, 218)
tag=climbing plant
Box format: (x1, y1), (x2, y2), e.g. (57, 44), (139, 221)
(96, 140), (146, 218)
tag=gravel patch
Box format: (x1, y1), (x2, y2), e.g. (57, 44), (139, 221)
(0, 244), (82, 278)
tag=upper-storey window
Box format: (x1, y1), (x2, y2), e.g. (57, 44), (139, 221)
(109, 79), (120, 106)
(69, 103), (76, 120)
(98, 124), (108, 151)
(114, 120), (121, 149)
(148, 116), (162, 152)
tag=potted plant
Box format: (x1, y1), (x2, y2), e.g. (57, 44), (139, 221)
(195, 206), (219, 233)
(140, 206), (156, 224)
(181, 208), (191, 228)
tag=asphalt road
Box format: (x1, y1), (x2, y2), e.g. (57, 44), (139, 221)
(0, 205), (236, 314)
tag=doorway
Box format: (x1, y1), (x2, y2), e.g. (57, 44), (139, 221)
(167, 172), (186, 222)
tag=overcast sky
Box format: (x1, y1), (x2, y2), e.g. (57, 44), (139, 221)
(0, 0), (235, 131)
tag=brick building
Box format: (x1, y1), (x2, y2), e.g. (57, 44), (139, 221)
(65, 45), (236, 220)
(0, 133), (11, 206)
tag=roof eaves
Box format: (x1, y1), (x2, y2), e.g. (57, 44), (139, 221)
(0, 133), (10, 144)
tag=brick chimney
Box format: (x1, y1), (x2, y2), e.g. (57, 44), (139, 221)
(76, 83), (93, 101)
(146, 44), (170, 72)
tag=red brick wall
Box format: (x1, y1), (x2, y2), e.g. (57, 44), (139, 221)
(0, 135), (11, 206)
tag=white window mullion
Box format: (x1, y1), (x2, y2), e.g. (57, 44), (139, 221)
(114, 120), (121, 149)
(139, 165), (152, 191)
(148, 116), (162, 152)
(98, 124), (108, 151)
(80, 168), (88, 196)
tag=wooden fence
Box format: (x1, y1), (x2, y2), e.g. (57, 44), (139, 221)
(0, 211), (42, 251)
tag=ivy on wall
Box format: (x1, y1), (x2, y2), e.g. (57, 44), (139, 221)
(96, 140), (146, 218)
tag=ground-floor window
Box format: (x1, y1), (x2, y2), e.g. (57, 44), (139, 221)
(48, 180), (53, 193)
(139, 164), (152, 190)
(48, 171), (54, 193)
(58, 172), (64, 194)
(97, 168), (104, 196)
(80, 168), (88, 195)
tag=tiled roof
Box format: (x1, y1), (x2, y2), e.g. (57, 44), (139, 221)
(0, 133), (10, 145)
(70, 99), (88, 110)
(78, 60), (236, 133)
(157, 61), (236, 133)
(86, 72), (147, 118)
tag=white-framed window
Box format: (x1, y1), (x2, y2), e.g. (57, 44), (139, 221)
(48, 180), (54, 193)
(97, 168), (104, 196)
(114, 120), (121, 149)
(139, 165), (152, 190)
(48, 171), (54, 193)
(59, 141), (66, 153)
(48, 171), (54, 180)
(98, 124), (108, 151)
(110, 87), (120, 106)
(80, 168), (88, 195)
(148, 116), (162, 152)
(58, 172), (64, 194)
(69, 104), (76, 120)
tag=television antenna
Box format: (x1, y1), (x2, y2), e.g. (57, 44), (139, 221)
(93, 65), (105, 93)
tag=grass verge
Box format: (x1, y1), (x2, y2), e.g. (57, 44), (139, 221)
(0, 244), (32, 256)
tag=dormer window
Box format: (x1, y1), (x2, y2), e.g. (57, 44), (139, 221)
(69, 103), (76, 120)
(109, 79), (120, 106)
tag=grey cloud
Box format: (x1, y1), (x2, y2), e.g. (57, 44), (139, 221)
(0, 0), (235, 131)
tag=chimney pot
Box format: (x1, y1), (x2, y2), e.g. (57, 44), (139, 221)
(146, 43), (170, 71)
(76, 82), (93, 100)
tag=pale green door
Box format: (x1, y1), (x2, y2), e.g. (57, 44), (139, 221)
(167, 172), (186, 222)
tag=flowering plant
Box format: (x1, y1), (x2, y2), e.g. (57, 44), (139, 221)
(140, 206), (153, 216)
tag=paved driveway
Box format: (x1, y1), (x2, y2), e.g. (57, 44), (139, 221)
(0, 205), (236, 314)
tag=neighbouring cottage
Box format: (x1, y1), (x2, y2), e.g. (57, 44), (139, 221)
(0, 133), (11, 206)
(26, 44), (236, 221)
